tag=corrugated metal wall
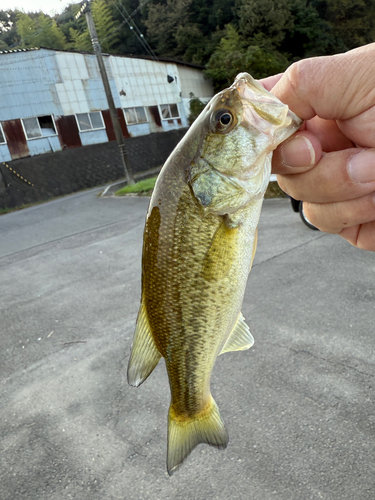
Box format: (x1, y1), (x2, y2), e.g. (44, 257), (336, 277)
(0, 48), (213, 161)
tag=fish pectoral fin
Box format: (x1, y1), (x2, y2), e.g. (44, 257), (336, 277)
(127, 301), (161, 387)
(219, 312), (254, 355)
(203, 219), (239, 281)
(167, 396), (228, 476)
(251, 227), (258, 270)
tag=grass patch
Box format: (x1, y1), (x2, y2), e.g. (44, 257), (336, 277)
(114, 176), (286, 199)
(115, 176), (157, 196)
(0, 201), (46, 215)
(0, 207), (13, 215)
(265, 182), (287, 198)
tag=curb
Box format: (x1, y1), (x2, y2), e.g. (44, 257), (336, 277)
(100, 167), (162, 197)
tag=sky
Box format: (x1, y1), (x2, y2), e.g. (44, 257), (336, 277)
(1, 0), (76, 16)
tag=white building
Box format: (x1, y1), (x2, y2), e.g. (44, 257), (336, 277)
(0, 47), (214, 162)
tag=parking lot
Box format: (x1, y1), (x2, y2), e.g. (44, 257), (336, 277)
(1, 188), (374, 500)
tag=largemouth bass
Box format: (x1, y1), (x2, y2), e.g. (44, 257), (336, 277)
(127, 73), (302, 475)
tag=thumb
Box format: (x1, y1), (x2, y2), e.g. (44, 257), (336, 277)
(272, 131), (322, 175)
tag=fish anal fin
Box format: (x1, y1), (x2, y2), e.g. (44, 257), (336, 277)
(127, 301), (161, 387)
(220, 312), (254, 355)
(167, 396), (228, 475)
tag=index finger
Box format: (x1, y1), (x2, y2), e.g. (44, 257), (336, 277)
(258, 74), (283, 92)
(271, 43), (375, 121)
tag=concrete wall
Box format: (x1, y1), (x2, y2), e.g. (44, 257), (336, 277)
(0, 128), (187, 210)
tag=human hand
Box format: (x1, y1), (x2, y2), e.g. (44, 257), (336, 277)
(261, 43), (375, 251)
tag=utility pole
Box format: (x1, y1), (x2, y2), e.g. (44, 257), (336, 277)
(76, 1), (135, 185)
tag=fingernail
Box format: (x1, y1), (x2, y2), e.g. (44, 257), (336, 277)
(348, 149), (375, 183)
(280, 136), (315, 168)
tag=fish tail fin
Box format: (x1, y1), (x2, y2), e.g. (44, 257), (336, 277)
(167, 396), (228, 475)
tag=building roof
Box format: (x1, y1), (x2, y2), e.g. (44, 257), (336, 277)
(0, 47), (40, 54)
(0, 46), (205, 70)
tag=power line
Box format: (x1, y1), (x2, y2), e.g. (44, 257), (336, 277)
(4, 0), (157, 61)
(127, 0), (152, 20)
(111, 0), (158, 60)
(119, 1), (158, 60)
(99, 16), (128, 46)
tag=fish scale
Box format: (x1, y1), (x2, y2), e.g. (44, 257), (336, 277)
(127, 73), (302, 475)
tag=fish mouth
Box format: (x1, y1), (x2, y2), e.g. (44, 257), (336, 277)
(233, 73), (255, 86)
(232, 73), (303, 133)
(232, 73), (267, 95)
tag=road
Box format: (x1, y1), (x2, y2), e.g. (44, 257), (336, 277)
(1, 189), (374, 500)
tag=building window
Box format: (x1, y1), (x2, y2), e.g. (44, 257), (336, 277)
(0, 123), (6, 144)
(75, 112), (104, 132)
(21, 115), (57, 140)
(159, 104), (180, 120)
(123, 107), (148, 125)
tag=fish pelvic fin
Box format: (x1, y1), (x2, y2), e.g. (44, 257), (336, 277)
(167, 396), (228, 475)
(127, 301), (161, 387)
(220, 312), (254, 355)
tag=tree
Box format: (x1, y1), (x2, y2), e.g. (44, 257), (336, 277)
(36, 15), (67, 49)
(2, 0), (375, 82)
(92, 0), (119, 53)
(110, 0), (149, 56)
(144, 0), (193, 58)
(144, 0), (235, 64)
(319, 0), (375, 50)
(205, 24), (288, 90)
(188, 93), (206, 124)
(281, 0), (344, 58)
(235, 0), (294, 47)
(16, 12), (67, 50)
(0, 9), (18, 49)
(70, 0), (120, 53)
(57, 4), (81, 49)
(16, 12), (37, 47)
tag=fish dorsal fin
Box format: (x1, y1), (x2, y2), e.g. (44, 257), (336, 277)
(219, 313), (254, 355)
(127, 301), (161, 387)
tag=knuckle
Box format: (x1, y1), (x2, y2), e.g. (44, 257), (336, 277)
(356, 222), (375, 251)
(303, 203), (321, 229)
(286, 58), (320, 98)
(303, 202), (339, 234)
(286, 56), (333, 113)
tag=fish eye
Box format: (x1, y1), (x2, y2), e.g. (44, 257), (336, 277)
(220, 113), (231, 125)
(213, 109), (235, 133)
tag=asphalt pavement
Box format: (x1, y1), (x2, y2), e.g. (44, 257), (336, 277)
(1, 188), (374, 500)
